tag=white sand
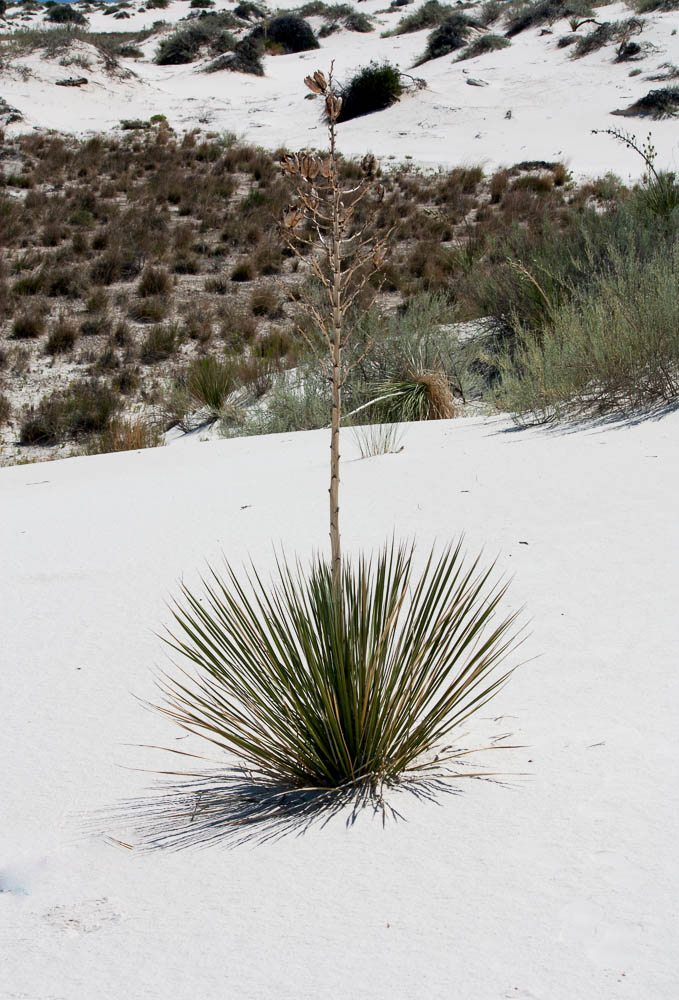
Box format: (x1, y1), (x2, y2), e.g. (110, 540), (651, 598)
(2, 0), (679, 177)
(1, 410), (678, 997)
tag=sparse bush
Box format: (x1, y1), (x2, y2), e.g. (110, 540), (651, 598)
(11, 308), (46, 340)
(572, 19), (643, 59)
(495, 243), (679, 420)
(129, 297), (169, 323)
(613, 86), (679, 119)
(90, 416), (162, 453)
(386, 0), (452, 35)
(352, 421), (404, 458)
(505, 0), (593, 37)
(0, 393), (11, 426)
(372, 368), (457, 422)
(45, 317), (78, 355)
(138, 265), (172, 297)
(206, 36), (264, 74)
(456, 33), (510, 59)
(19, 379), (120, 444)
(337, 62), (403, 122)
(140, 323), (178, 362)
(415, 14), (476, 64)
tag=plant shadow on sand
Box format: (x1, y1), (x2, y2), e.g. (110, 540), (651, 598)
(98, 743), (517, 851)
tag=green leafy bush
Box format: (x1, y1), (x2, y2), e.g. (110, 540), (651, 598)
(613, 86), (679, 119)
(157, 542), (520, 789)
(505, 0), (593, 37)
(45, 3), (87, 24)
(337, 62), (403, 122)
(385, 0), (452, 36)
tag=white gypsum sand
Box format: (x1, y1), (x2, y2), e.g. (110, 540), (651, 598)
(1, 411), (678, 998)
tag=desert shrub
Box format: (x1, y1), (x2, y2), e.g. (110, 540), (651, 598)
(505, 0), (593, 36)
(129, 297), (169, 323)
(155, 14), (241, 64)
(234, 1), (265, 17)
(231, 259), (255, 281)
(140, 323), (178, 363)
(572, 19), (642, 58)
(494, 243), (679, 420)
(250, 15), (319, 53)
(206, 37), (264, 74)
(386, 0), (452, 35)
(11, 309), (46, 340)
(138, 265), (172, 297)
(156, 541), (520, 791)
(19, 379), (120, 444)
(337, 62), (403, 122)
(613, 86), (679, 119)
(371, 368), (457, 422)
(456, 33), (510, 59)
(45, 317), (78, 355)
(80, 315), (112, 337)
(414, 14), (476, 63)
(0, 393), (11, 426)
(89, 416), (162, 453)
(46, 4), (87, 24)
(632, 0), (679, 10)
(187, 355), (235, 412)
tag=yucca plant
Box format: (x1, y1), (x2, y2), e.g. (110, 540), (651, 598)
(158, 542), (520, 789)
(149, 67), (521, 818)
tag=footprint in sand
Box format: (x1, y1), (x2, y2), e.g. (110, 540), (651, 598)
(43, 897), (121, 935)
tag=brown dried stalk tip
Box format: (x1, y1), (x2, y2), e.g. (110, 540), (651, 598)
(325, 95), (342, 122)
(300, 154), (320, 181)
(304, 70), (327, 95)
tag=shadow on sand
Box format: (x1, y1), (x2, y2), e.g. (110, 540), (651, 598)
(98, 761), (493, 851)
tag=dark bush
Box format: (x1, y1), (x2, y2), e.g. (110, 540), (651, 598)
(11, 310), (46, 340)
(45, 318), (78, 355)
(387, 0), (452, 35)
(456, 33), (510, 60)
(206, 37), (264, 75)
(140, 324), (178, 363)
(612, 86), (679, 118)
(0, 393), (11, 427)
(337, 62), (403, 122)
(250, 15), (319, 53)
(415, 14), (476, 64)
(138, 265), (172, 297)
(234, 1), (265, 18)
(45, 3), (87, 24)
(505, 0), (593, 37)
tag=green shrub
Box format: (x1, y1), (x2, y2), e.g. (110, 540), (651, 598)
(494, 243), (679, 421)
(187, 355), (235, 413)
(572, 19), (642, 59)
(234, 1), (265, 18)
(505, 0), (593, 37)
(46, 4), (87, 24)
(19, 379), (120, 444)
(250, 15), (319, 53)
(337, 62), (403, 122)
(156, 542), (520, 790)
(456, 33), (510, 59)
(206, 37), (264, 75)
(140, 323), (178, 362)
(414, 14), (475, 64)
(385, 0), (452, 36)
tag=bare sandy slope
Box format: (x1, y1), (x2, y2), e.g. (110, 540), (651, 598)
(2, 0), (679, 176)
(1, 409), (678, 998)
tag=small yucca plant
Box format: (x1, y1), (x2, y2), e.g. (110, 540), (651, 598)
(159, 542), (520, 789)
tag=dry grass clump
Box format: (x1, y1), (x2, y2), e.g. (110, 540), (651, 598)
(140, 323), (179, 363)
(90, 416), (163, 453)
(11, 308), (46, 340)
(19, 379), (120, 445)
(45, 317), (78, 355)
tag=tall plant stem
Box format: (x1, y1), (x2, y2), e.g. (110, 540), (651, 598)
(329, 114), (342, 596)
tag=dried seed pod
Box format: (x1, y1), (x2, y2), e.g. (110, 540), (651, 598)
(319, 157), (332, 178)
(325, 94), (342, 121)
(313, 70), (327, 92)
(304, 75), (323, 95)
(300, 154), (320, 181)
(373, 248), (387, 268)
(280, 153), (299, 175)
(282, 204), (303, 229)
